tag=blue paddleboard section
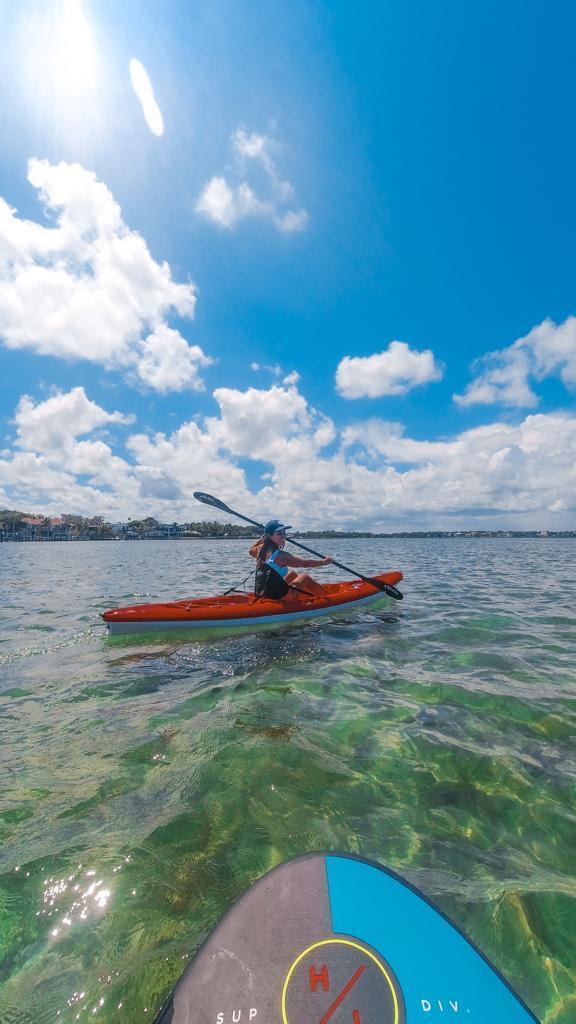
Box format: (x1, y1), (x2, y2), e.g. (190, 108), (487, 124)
(326, 855), (538, 1022)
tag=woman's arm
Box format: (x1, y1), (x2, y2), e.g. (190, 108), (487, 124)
(249, 538), (264, 559)
(280, 553), (332, 568)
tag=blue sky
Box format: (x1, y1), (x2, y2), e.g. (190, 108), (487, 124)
(0, 0), (575, 530)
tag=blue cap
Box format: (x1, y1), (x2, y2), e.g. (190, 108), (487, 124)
(264, 519), (292, 535)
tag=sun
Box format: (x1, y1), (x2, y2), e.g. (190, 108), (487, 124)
(53, 0), (99, 89)
(15, 0), (103, 140)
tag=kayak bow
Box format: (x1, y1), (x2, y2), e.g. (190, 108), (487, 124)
(102, 570), (403, 635)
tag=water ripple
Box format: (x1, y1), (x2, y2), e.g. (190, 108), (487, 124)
(1, 538), (575, 1022)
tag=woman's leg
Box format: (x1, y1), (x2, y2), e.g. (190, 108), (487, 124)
(288, 572), (328, 598)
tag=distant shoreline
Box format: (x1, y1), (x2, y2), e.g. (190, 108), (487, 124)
(3, 510), (574, 543)
(2, 531), (574, 542)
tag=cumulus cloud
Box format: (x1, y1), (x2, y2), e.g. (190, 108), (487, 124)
(195, 178), (274, 229)
(336, 341), (444, 399)
(342, 419), (452, 464)
(205, 382), (336, 464)
(195, 127), (308, 233)
(0, 159), (210, 391)
(454, 316), (576, 407)
(0, 388), (138, 514)
(1, 382), (575, 529)
(339, 410), (576, 520)
(14, 386), (133, 455)
(135, 326), (213, 393)
(129, 58), (164, 137)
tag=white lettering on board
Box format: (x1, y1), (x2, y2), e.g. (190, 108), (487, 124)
(215, 1011), (259, 1024)
(420, 998), (461, 1013)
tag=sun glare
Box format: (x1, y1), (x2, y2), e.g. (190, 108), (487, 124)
(17, 0), (103, 140)
(54, 0), (99, 87)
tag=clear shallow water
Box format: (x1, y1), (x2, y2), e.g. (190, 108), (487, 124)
(0, 538), (575, 1023)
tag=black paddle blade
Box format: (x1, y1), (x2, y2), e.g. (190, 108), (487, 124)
(193, 491), (231, 513)
(360, 577), (401, 598)
(373, 580), (403, 600)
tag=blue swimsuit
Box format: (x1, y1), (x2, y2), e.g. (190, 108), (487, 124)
(265, 549), (289, 577)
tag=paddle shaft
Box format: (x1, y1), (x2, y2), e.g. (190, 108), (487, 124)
(193, 492), (403, 598)
(281, 536), (402, 596)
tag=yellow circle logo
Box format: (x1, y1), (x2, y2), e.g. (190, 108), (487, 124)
(282, 937), (402, 1024)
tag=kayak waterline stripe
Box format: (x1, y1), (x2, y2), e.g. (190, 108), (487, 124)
(105, 590), (388, 633)
(326, 856), (539, 1022)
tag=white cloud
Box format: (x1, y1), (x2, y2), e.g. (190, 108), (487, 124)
(454, 316), (576, 407)
(0, 159), (209, 392)
(342, 419), (452, 464)
(195, 177), (274, 229)
(529, 316), (576, 385)
(129, 59), (164, 137)
(282, 370), (300, 386)
(274, 209), (309, 234)
(14, 386), (133, 455)
(205, 383), (332, 463)
(195, 127), (308, 233)
(126, 419), (250, 510)
(250, 362), (300, 385)
(251, 361), (282, 377)
(135, 326), (213, 392)
(1, 382), (575, 529)
(0, 388), (139, 515)
(232, 128), (295, 202)
(336, 341), (444, 398)
(338, 411), (576, 521)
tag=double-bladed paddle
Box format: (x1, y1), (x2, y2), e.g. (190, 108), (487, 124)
(193, 491), (403, 600)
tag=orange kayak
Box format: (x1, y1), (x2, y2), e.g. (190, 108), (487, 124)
(102, 571), (403, 635)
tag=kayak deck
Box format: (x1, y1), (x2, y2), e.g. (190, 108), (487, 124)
(102, 571), (403, 634)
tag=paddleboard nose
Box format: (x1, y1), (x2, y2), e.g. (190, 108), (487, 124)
(153, 853), (539, 1024)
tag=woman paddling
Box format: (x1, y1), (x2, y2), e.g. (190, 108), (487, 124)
(249, 520), (333, 599)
